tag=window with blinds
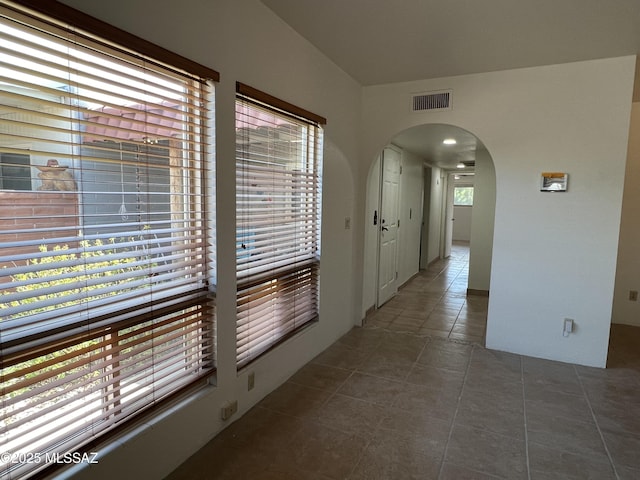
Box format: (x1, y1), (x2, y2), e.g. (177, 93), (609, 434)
(235, 83), (324, 369)
(0, 2), (216, 478)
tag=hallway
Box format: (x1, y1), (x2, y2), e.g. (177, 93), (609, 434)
(166, 244), (640, 480)
(365, 242), (486, 344)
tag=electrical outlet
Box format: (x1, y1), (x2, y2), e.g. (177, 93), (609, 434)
(629, 290), (638, 302)
(248, 372), (255, 391)
(221, 400), (238, 420)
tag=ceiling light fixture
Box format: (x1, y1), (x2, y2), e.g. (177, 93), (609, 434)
(456, 162), (465, 169)
(443, 138), (457, 145)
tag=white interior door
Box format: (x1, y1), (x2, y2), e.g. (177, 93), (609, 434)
(377, 147), (401, 306)
(442, 173), (454, 258)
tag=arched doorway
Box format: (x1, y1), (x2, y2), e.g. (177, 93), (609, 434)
(362, 124), (496, 320)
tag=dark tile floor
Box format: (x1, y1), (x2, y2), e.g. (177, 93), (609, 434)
(166, 244), (640, 480)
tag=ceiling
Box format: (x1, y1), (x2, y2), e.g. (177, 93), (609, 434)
(261, 0), (640, 86)
(392, 124), (483, 170)
(261, 0), (640, 169)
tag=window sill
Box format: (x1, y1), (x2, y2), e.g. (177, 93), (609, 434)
(51, 377), (217, 480)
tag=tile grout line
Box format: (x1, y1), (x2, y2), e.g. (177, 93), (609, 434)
(521, 355), (532, 480)
(344, 331), (435, 479)
(311, 342), (382, 480)
(355, 246), (478, 478)
(436, 342), (475, 480)
(573, 365), (621, 480)
(341, 370), (384, 480)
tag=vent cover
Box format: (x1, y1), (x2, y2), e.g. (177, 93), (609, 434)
(412, 90), (452, 112)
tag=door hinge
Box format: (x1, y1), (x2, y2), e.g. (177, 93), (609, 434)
(395, 272), (398, 280)
(397, 219), (400, 228)
(399, 165), (403, 174)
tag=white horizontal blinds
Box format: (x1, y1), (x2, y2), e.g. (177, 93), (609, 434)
(0, 5), (211, 346)
(0, 3), (215, 478)
(236, 88), (323, 369)
(2, 301), (213, 480)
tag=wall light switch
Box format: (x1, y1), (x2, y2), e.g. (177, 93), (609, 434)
(563, 318), (574, 337)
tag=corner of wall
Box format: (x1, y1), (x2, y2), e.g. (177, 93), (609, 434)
(612, 100), (640, 326)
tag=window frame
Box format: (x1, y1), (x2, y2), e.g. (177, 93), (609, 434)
(0, 152), (32, 190)
(235, 82), (324, 370)
(453, 185), (474, 206)
(0, 2), (218, 478)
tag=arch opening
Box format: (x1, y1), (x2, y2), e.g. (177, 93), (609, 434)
(362, 123), (496, 341)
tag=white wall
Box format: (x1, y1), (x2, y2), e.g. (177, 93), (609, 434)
(468, 150), (496, 292)
(398, 149), (424, 286)
(59, 1), (362, 479)
(420, 167), (431, 269)
(426, 166), (444, 264)
(360, 56), (636, 367)
(612, 101), (640, 326)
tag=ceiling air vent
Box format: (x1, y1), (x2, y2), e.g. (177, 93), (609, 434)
(411, 90), (452, 112)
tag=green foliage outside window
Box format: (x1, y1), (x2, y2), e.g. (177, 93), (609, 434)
(454, 186), (474, 206)
(1, 239), (152, 318)
(1, 238), (154, 404)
